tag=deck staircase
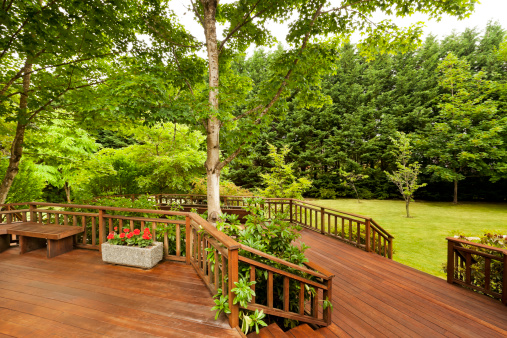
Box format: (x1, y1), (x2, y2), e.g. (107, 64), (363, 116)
(248, 323), (339, 337)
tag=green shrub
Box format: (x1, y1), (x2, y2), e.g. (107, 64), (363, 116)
(0, 159), (46, 203)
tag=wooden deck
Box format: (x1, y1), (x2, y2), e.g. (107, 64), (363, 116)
(0, 247), (241, 337)
(300, 229), (507, 337)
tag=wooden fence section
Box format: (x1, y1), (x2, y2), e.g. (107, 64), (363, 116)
(148, 194), (394, 259)
(0, 202), (334, 328)
(447, 237), (507, 305)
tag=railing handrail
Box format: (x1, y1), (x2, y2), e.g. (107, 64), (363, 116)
(239, 244), (331, 280)
(447, 237), (507, 255)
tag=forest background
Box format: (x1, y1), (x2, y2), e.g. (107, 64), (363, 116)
(1, 22), (505, 205)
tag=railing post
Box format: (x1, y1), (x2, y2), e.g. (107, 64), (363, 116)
(320, 207), (325, 234)
(185, 216), (191, 265)
(502, 253), (507, 305)
(228, 247), (240, 328)
(388, 238), (393, 259)
(29, 204), (36, 223)
(98, 209), (105, 252)
(365, 218), (371, 252)
(447, 239), (454, 284)
(323, 278), (333, 325)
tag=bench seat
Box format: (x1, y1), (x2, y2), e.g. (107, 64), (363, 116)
(1, 222), (84, 258)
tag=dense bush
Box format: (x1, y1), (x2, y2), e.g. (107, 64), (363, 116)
(0, 159), (46, 203)
(212, 198), (327, 332)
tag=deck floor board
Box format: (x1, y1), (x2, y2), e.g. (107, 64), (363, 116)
(300, 229), (507, 338)
(0, 247), (240, 338)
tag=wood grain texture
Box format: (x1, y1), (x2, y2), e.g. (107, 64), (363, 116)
(300, 229), (507, 338)
(7, 222), (83, 240)
(0, 247), (241, 338)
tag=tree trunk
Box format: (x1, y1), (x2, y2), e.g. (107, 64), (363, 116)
(453, 179), (458, 204)
(203, 0), (222, 224)
(64, 182), (72, 203)
(405, 199), (410, 218)
(0, 60), (32, 205)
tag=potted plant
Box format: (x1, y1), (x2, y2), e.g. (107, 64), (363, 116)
(101, 227), (163, 269)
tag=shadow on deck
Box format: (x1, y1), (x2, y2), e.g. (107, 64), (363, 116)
(300, 228), (507, 337)
(0, 247), (240, 337)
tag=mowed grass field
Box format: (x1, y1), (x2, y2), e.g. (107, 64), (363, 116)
(310, 198), (507, 278)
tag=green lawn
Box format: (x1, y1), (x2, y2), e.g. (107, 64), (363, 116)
(309, 199), (507, 278)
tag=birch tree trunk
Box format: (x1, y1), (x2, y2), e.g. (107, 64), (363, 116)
(203, 0), (222, 224)
(0, 60), (32, 204)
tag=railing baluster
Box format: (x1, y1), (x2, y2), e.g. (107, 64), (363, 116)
(356, 221), (360, 246)
(268, 271), (273, 308)
(485, 257), (491, 291)
(465, 252), (472, 284)
(299, 282), (305, 315)
(92, 217), (96, 246)
(250, 266), (256, 304)
(73, 215), (77, 227)
(312, 290), (318, 318)
(64, 214), (68, 226)
(176, 224), (181, 257)
(284, 276), (290, 311)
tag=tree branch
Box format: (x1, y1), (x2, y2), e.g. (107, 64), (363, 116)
(218, 0), (269, 54)
(190, 0), (205, 28)
(254, 3), (323, 124)
(172, 47), (195, 95)
(320, 0), (375, 14)
(27, 79), (106, 122)
(216, 141), (246, 171)
(144, 19), (204, 48)
(232, 104), (263, 121)
(0, 0), (58, 63)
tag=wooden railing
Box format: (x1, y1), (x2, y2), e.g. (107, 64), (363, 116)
(447, 237), (507, 305)
(102, 194), (394, 259)
(0, 201), (334, 327)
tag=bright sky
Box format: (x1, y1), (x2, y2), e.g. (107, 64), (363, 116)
(172, 0), (507, 54)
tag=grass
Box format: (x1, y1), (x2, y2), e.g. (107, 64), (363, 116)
(309, 198), (507, 278)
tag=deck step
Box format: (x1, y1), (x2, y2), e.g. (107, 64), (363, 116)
(286, 324), (324, 338)
(248, 323), (288, 337)
(248, 323), (329, 338)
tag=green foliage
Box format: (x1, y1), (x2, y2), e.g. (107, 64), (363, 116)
(421, 52), (507, 202)
(339, 167), (369, 203)
(190, 177), (252, 196)
(258, 144), (312, 199)
(25, 119), (100, 202)
(211, 289), (231, 320)
(385, 132), (427, 217)
(0, 158), (45, 203)
(240, 309), (267, 335)
(83, 123), (206, 198)
(212, 198), (313, 329)
(227, 23), (507, 202)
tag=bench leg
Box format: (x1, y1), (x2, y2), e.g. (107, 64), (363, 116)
(0, 234), (10, 253)
(47, 237), (74, 258)
(19, 236), (46, 254)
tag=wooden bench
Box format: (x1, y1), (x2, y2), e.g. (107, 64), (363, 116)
(0, 223), (20, 253)
(3, 222), (83, 258)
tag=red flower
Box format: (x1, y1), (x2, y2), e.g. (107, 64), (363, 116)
(142, 234), (150, 240)
(123, 228), (129, 233)
(133, 229), (141, 235)
(107, 233), (114, 240)
(119, 233), (125, 239)
(114, 227), (118, 231)
(127, 233), (133, 239)
(144, 228), (150, 234)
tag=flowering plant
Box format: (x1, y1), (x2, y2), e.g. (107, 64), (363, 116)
(106, 227), (154, 248)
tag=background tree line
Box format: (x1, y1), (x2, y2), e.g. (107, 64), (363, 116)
(1, 22), (506, 204)
(226, 22), (507, 203)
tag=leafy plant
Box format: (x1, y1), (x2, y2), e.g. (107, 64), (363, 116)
(211, 289), (231, 320)
(240, 309), (267, 335)
(259, 144), (312, 199)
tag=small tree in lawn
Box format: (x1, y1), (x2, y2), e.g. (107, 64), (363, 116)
(385, 132), (426, 218)
(339, 168), (368, 203)
(259, 144), (311, 200)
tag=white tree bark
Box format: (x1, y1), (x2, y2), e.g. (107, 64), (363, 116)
(202, 0), (222, 224)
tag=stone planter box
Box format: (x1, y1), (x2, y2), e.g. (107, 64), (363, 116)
(101, 242), (163, 269)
